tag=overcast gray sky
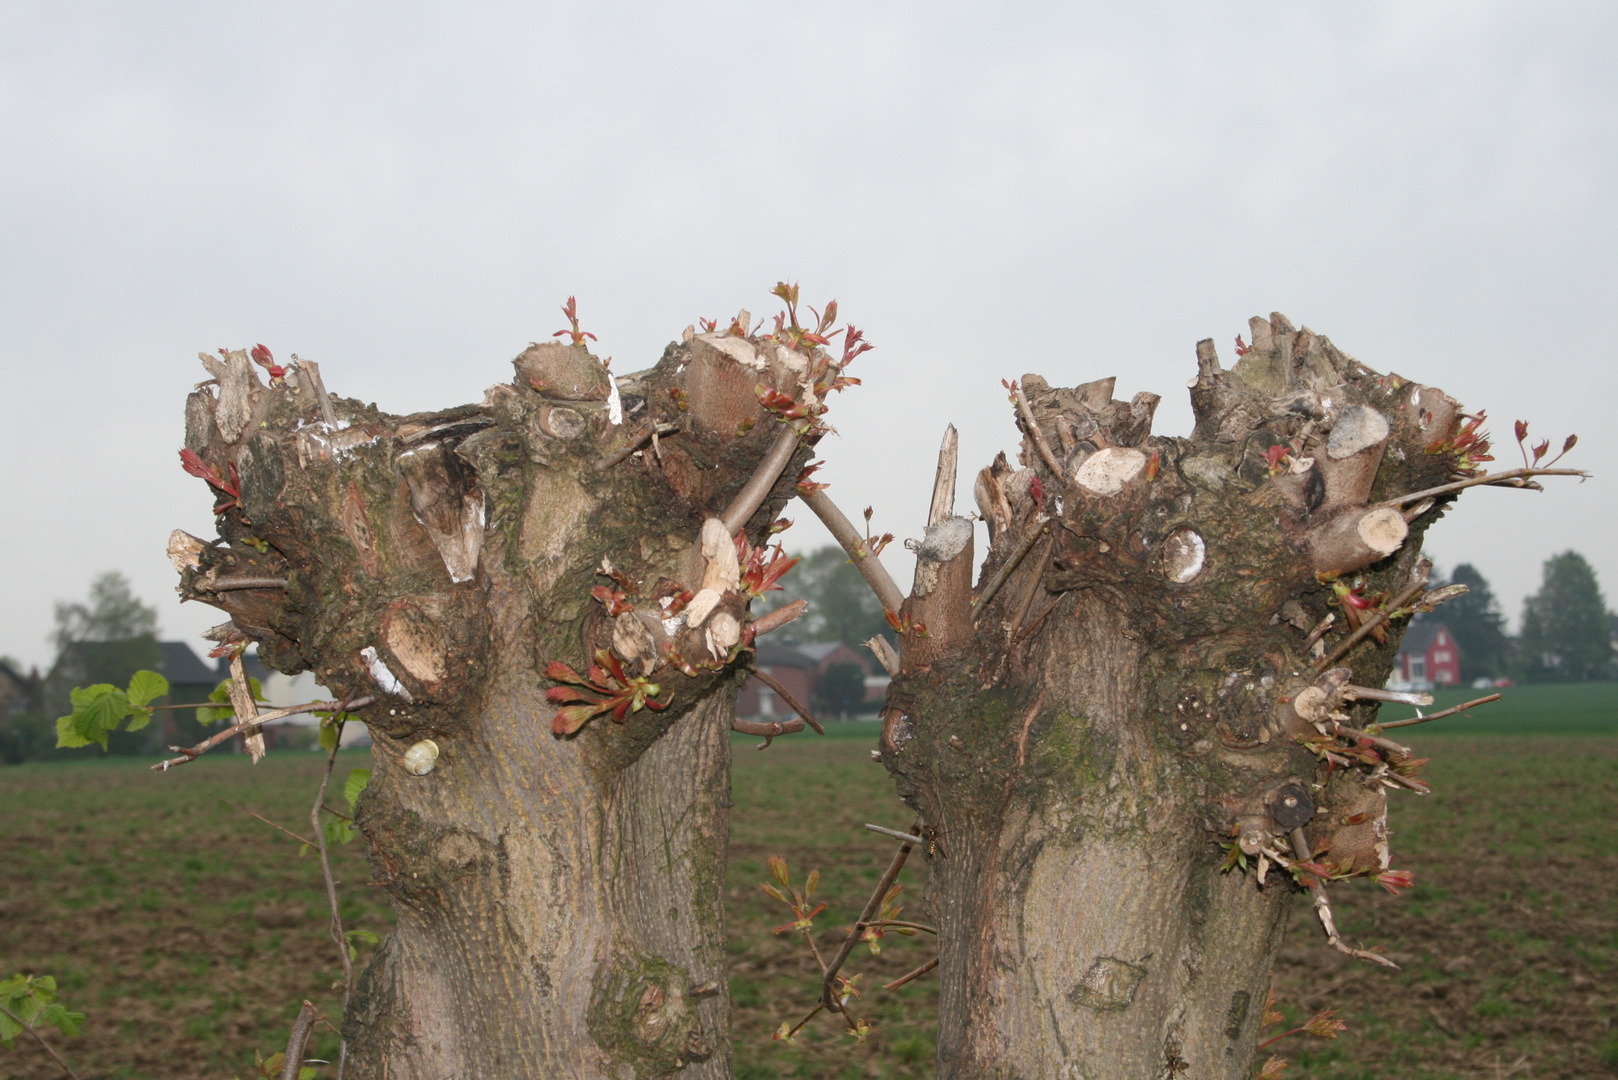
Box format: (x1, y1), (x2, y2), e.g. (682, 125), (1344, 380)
(2, 1), (1613, 670)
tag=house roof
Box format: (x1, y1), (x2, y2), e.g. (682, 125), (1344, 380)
(1396, 621), (1453, 658)
(160, 641), (221, 685)
(752, 643), (817, 668)
(796, 642), (846, 662)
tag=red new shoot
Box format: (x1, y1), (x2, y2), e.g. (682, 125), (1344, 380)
(795, 461), (830, 496)
(1426, 410), (1492, 473)
(249, 343), (286, 382)
(552, 296), (598, 347)
(544, 649), (668, 735)
(590, 585), (633, 617)
(1514, 420), (1578, 471)
(179, 449), (241, 513)
(734, 532), (798, 597)
(860, 507), (894, 559)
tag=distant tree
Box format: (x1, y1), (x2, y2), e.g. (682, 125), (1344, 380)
(759, 545), (896, 647)
(30, 572), (163, 757)
(1518, 552), (1614, 682)
(1426, 563), (1513, 680)
(815, 660), (867, 719)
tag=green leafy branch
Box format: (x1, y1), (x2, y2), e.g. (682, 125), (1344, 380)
(54, 670), (169, 750)
(0, 974), (84, 1080)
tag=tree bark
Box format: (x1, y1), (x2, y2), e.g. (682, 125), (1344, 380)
(171, 309), (1483, 1079)
(171, 328), (832, 1078)
(880, 317), (1466, 1079)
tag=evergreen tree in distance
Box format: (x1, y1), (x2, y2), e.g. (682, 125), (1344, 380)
(1425, 563), (1513, 680)
(1519, 551), (1615, 682)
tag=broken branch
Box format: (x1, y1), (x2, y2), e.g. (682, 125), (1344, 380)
(972, 516), (1048, 611)
(928, 424), (959, 526)
(749, 598), (807, 639)
(1010, 382), (1066, 483)
(594, 421), (680, 472)
(732, 716), (806, 748)
(208, 576), (289, 592)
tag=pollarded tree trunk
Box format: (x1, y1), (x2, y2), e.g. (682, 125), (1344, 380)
(170, 321), (846, 1078)
(876, 316), (1470, 1079)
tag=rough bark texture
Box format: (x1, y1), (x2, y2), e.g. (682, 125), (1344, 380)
(172, 328), (834, 1078)
(171, 309), (1482, 1080)
(880, 315), (1467, 1079)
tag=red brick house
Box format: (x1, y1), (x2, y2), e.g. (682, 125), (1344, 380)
(737, 641), (893, 719)
(1391, 622), (1461, 689)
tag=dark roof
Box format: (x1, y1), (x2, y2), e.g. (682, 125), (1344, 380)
(1396, 621), (1453, 658)
(752, 644), (817, 669)
(160, 641), (220, 685)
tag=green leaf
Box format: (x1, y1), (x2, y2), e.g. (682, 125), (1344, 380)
(69, 684), (130, 747)
(298, 1068), (318, 1080)
(343, 768), (371, 811)
(126, 670), (169, 708)
(55, 716), (92, 749)
(126, 707), (152, 733)
(0, 974), (26, 1000)
(318, 719), (341, 753)
(322, 815), (354, 847)
(0, 1008), (20, 1048)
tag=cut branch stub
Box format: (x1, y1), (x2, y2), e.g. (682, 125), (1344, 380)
(394, 440), (485, 584)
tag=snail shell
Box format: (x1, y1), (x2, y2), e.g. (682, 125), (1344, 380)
(403, 739), (440, 776)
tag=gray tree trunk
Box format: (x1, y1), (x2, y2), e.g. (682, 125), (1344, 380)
(879, 315), (1462, 1078)
(174, 330), (822, 1078)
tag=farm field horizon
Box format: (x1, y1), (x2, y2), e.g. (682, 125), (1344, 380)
(0, 682), (1613, 1078)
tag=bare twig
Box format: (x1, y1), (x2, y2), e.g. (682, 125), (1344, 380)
(1010, 382), (1066, 483)
(207, 576), (289, 592)
(152, 696), (376, 770)
(721, 422), (801, 534)
(1379, 466), (1587, 509)
(882, 956), (938, 992)
(747, 667), (824, 734)
(800, 488), (906, 614)
(973, 517), (1048, 610)
(310, 733), (352, 1080)
(863, 635), (899, 678)
(1288, 828), (1398, 969)
(732, 716), (806, 748)
(1314, 573), (1429, 672)
(1378, 693), (1501, 730)
(0, 1003), (81, 1080)
(280, 1000), (320, 1080)
(749, 598), (807, 640)
(594, 421), (680, 472)
(217, 798), (317, 847)
(863, 823), (923, 844)
(820, 816), (923, 1009)
(1301, 612), (1335, 651)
